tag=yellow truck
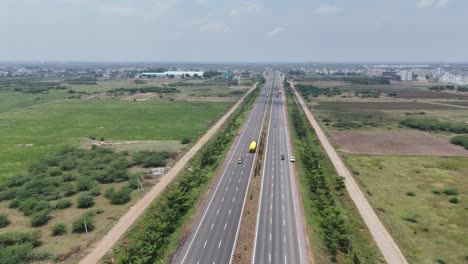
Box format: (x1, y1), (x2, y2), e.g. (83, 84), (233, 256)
(249, 141), (257, 153)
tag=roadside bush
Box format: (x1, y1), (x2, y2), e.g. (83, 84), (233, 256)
(77, 192), (94, 208)
(443, 188), (458, 195)
(0, 213), (10, 228)
(53, 198), (72, 209)
(432, 190), (441, 195)
(72, 214), (95, 233)
(406, 191), (416, 196)
(51, 223), (67, 236)
(30, 209), (51, 227)
(448, 197), (460, 204)
(104, 187), (115, 199)
(180, 137), (192, 144)
(132, 151), (170, 167)
(109, 187), (132, 205)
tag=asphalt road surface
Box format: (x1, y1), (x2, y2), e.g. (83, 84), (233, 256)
(175, 72), (273, 264)
(253, 73), (308, 264)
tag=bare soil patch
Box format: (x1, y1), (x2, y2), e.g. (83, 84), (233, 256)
(330, 131), (468, 156)
(395, 90), (468, 99)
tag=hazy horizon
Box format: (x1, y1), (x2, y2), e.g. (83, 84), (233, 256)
(2, 0), (467, 62)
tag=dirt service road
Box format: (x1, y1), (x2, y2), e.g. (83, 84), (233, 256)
(290, 81), (408, 264)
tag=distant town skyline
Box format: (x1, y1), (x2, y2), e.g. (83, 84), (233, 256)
(1, 0), (467, 62)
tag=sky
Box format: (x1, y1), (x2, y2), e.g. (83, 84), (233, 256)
(1, 0), (467, 62)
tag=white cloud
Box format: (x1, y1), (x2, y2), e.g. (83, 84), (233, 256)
(265, 27), (285, 38)
(97, 5), (137, 17)
(417, 0), (449, 8)
(199, 21), (230, 33)
(315, 4), (343, 15)
(231, 2), (261, 16)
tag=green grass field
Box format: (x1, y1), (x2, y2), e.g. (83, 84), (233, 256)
(344, 155), (468, 264)
(0, 90), (69, 113)
(0, 99), (230, 181)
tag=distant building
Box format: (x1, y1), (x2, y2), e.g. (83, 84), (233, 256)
(382, 71), (400, 81)
(137, 71), (204, 78)
(398, 70), (413, 81)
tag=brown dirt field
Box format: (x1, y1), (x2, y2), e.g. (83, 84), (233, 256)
(395, 90), (468, 99)
(330, 131), (468, 156)
(298, 81), (347, 87)
(316, 101), (461, 111)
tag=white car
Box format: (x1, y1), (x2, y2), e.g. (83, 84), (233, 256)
(290, 156), (295, 162)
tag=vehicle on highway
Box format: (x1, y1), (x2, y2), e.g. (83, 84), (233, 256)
(290, 156), (295, 162)
(273, 124), (276, 127)
(237, 156), (243, 164)
(281, 154), (285, 160)
(249, 141), (257, 153)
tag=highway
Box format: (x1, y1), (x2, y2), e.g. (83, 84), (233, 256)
(253, 72), (308, 264)
(175, 72), (273, 264)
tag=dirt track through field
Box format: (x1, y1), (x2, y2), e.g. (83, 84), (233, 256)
(290, 81), (408, 264)
(79, 83), (257, 264)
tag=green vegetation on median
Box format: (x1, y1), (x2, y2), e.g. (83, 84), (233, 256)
(109, 84), (261, 263)
(285, 82), (384, 263)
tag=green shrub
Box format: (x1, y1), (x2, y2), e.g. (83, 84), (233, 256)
(0, 243), (51, 263)
(431, 190), (441, 195)
(406, 191), (416, 197)
(62, 183), (76, 197)
(19, 199), (50, 216)
(400, 118), (468, 134)
(104, 187), (115, 199)
(47, 167), (62, 177)
(109, 187), (132, 205)
(0, 230), (41, 247)
(89, 185), (101, 196)
(72, 214), (95, 233)
(51, 223), (67, 236)
(443, 188), (458, 195)
(53, 198), (72, 209)
(61, 172), (76, 182)
(0, 213), (10, 228)
(77, 192), (94, 208)
(402, 215), (418, 223)
(450, 135), (468, 149)
(180, 137), (191, 144)
(436, 257), (446, 264)
(30, 209), (51, 227)
(132, 151), (169, 168)
(128, 176), (142, 190)
(0, 188), (18, 201)
(76, 176), (95, 192)
(448, 197), (460, 204)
